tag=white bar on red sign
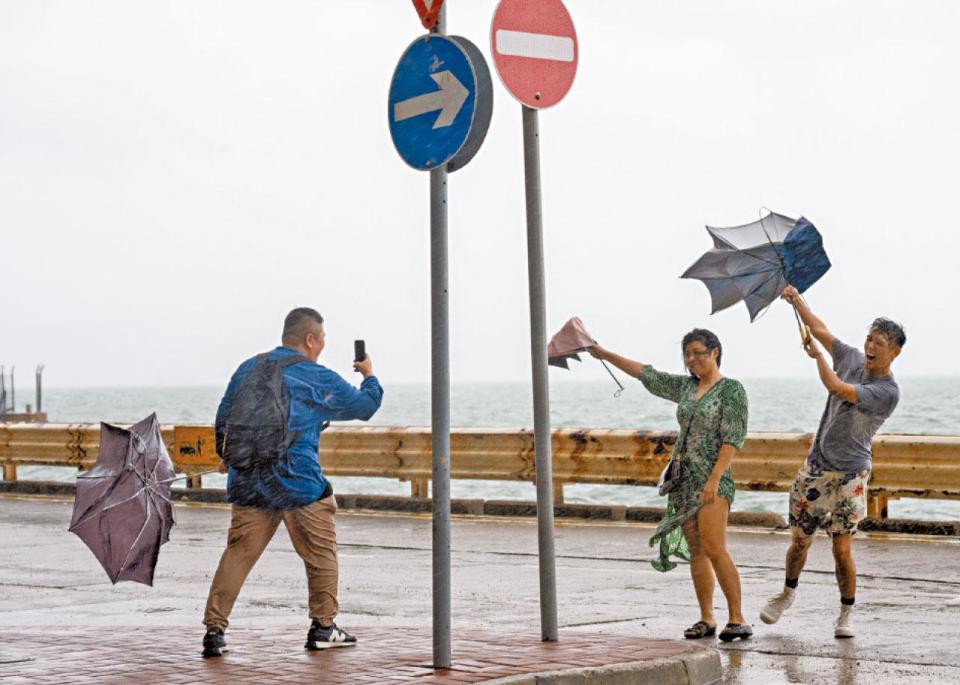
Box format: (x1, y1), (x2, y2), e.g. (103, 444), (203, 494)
(494, 30), (574, 62)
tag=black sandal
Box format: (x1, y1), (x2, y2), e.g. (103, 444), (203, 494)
(718, 623), (753, 642)
(683, 620), (716, 639)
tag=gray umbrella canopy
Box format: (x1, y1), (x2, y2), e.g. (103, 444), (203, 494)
(69, 413), (176, 586)
(703, 212), (795, 250)
(681, 212), (830, 321)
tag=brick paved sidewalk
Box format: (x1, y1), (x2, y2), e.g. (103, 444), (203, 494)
(0, 626), (712, 684)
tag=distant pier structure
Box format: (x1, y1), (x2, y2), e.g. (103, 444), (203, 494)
(0, 365), (47, 423)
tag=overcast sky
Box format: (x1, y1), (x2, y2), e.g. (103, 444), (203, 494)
(2, 0), (957, 388)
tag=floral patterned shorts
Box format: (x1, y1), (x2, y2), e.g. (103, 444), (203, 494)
(788, 463), (871, 537)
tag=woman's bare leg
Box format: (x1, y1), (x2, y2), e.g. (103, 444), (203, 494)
(697, 498), (746, 625)
(682, 517), (717, 627)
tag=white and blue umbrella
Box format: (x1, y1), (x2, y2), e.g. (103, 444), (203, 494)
(681, 211), (831, 322)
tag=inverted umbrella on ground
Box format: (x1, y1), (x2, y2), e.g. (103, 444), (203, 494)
(681, 211), (830, 337)
(69, 413), (177, 586)
(548, 316), (625, 397)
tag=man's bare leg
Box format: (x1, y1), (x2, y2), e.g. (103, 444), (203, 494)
(786, 530), (814, 581)
(831, 534), (856, 599)
(760, 529), (813, 624)
(832, 534), (857, 638)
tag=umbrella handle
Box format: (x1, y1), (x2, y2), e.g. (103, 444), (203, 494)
(599, 360), (626, 398)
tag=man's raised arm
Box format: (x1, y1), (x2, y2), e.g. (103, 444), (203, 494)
(803, 337), (858, 404)
(782, 285), (836, 356)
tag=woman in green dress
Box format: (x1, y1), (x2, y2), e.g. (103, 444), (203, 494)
(589, 329), (752, 641)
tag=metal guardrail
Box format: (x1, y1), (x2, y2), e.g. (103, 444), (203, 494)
(2, 424), (959, 518)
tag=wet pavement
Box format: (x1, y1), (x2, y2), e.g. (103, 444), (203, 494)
(1, 626), (719, 684)
(1, 495), (959, 684)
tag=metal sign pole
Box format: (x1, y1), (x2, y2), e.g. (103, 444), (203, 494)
(522, 104), (559, 642)
(429, 5), (452, 670)
(393, 2), (489, 667)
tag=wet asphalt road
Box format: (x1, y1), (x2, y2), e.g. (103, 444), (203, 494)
(1, 496), (958, 684)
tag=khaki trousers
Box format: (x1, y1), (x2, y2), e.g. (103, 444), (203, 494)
(203, 495), (339, 629)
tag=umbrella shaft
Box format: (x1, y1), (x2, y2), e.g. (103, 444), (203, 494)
(159, 468), (221, 484)
(792, 301), (810, 343)
(600, 360), (625, 391)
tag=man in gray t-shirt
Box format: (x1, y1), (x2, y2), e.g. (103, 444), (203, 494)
(760, 285), (905, 640)
(807, 338), (900, 474)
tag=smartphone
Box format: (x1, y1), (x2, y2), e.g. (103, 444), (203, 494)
(354, 339), (366, 363)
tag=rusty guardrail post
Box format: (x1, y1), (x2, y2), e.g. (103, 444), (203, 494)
(0, 423), (12, 481)
(552, 481), (564, 505)
(409, 478), (429, 498)
(868, 493), (890, 519)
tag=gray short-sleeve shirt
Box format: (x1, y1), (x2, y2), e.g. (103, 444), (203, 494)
(807, 339), (900, 473)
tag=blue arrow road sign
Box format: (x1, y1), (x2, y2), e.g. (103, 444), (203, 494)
(389, 35), (492, 171)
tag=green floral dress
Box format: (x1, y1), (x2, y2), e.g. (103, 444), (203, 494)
(639, 366), (748, 572)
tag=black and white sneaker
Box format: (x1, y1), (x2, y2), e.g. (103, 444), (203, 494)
(305, 620), (357, 650)
(201, 627), (227, 658)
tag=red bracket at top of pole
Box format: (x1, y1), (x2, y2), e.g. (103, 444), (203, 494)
(411, 0), (444, 29)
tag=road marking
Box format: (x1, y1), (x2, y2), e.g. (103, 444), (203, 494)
(494, 29), (574, 62)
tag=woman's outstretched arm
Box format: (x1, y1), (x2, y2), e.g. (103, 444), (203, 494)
(588, 345), (646, 378)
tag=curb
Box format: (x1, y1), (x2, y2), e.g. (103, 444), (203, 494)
(0, 482), (780, 527)
(3, 481), (958, 535)
(483, 644), (721, 685)
(857, 517), (960, 536)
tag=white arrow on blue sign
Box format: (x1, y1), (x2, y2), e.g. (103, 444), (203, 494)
(389, 34), (493, 172)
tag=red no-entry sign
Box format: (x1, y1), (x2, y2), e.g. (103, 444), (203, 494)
(490, 0), (578, 109)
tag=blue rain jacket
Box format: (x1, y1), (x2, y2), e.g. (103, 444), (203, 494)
(216, 346), (383, 510)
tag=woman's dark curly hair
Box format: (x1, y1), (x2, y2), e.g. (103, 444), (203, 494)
(681, 328), (722, 378)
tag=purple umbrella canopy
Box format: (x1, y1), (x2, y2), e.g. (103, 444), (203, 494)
(69, 413), (176, 586)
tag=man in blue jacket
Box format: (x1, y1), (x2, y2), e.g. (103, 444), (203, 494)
(202, 307), (383, 657)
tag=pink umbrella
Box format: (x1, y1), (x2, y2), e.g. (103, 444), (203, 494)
(547, 317), (624, 396)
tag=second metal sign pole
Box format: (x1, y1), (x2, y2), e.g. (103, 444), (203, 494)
(429, 4), (452, 671)
(522, 104), (559, 642)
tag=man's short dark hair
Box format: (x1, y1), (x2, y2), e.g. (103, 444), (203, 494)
(282, 307), (324, 346)
(870, 318), (906, 348)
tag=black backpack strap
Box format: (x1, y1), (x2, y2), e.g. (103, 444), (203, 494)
(278, 353), (311, 450)
(279, 354), (310, 368)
